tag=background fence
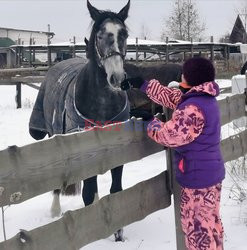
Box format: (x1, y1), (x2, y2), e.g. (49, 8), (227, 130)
(0, 91), (246, 250)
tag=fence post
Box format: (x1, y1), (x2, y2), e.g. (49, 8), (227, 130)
(29, 38), (32, 67)
(16, 83), (22, 109)
(190, 37), (194, 58)
(165, 108), (186, 250)
(245, 71), (247, 90)
(166, 37), (169, 63)
(210, 36), (214, 62)
(47, 24), (52, 67)
(72, 36), (76, 58)
(17, 38), (21, 67)
(136, 37), (139, 63)
(144, 36), (147, 60)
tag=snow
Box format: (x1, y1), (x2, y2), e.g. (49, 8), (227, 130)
(0, 81), (246, 249)
(13, 38), (239, 48)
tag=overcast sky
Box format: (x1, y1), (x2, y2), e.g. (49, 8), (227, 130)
(0, 0), (246, 43)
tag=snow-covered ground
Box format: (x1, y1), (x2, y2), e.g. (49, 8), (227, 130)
(0, 80), (246, 249)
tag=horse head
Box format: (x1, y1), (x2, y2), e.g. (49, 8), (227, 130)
(87, 0), (130, 90)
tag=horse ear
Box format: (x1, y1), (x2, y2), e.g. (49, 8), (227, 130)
(84, 38), (90, 59)
(87, 0), (101, 21)
(84, 37), (89, 46)
(117, 0), (130, 21)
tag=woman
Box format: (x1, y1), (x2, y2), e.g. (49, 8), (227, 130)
(121, 57), (225, 250)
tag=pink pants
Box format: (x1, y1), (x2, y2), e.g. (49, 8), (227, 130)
(180, 183), (224, 250)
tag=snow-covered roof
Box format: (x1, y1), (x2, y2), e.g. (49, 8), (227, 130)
(48, 38), (240, 47)
(10, 38), (240, 48)
(0, 26), (54, 36)
(48, 38), (167, 46)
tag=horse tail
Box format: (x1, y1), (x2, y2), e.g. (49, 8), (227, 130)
(240, 61), (247, 75)
(62, 183), (81, 196)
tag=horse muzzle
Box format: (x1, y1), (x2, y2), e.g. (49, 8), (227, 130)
(103, 55), (126, 89)
(109, 71), (127, 89)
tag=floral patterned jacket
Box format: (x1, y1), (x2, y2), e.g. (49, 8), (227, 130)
(142, 80), (219, 147)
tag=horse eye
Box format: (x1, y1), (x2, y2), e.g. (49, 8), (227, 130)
(119, 30), (128, 39)
(108, 33), (114, 39)
(97, 36), (103, 40)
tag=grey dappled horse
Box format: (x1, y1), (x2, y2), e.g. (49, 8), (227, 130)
(30, 0), (130, 241)
(29, 0), (182, 243)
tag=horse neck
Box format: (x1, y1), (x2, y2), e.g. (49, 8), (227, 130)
(75, 61), (126, 121)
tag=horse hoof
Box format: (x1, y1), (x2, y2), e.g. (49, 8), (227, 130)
(51, 210), (61, 218)
(114, 229), (124, 242)
(51, 205), (61, 218)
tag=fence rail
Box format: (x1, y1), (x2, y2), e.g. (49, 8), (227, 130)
(0, 119), (163, 207)
(0, 92), (246, 250)
(0, 172), (171, 250)
(0, 93), (246, 207)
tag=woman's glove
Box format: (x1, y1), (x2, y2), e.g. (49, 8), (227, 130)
(130, 108), (154, 121)
(121, 77), (145, 90)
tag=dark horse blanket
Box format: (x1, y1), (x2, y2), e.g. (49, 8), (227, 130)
(29, 58), (129, 137)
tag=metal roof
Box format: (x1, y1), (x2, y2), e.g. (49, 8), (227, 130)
(0, 27), (55, 36)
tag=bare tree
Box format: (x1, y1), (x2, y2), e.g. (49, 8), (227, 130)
(139, 23), (151, 39)
(219, 32), (231, 43)
(161, 0), (205, 41)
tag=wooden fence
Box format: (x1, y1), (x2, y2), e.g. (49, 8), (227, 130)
(0, 93), (246, 250)
(0, 67), (47, 108)
(0, 65), (233, 109)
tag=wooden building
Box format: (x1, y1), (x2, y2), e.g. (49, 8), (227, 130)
(0, 27), (54, 68)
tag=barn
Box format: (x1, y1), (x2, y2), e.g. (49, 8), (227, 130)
(0, 27), (55, 68)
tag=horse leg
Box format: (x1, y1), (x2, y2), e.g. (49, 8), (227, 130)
(51, 189), (61, 218)
(111, 165), (125, 242)
(110, 165), (123, 193)
(82, 176), (98, 206)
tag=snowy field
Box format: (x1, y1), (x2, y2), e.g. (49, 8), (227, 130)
(0, 80), (247, 250)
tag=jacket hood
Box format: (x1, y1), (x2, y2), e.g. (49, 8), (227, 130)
(187, 81), (220, 97)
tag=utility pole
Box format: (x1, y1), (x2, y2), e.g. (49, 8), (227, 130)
(47, 24), (51, 45)
(47, 24), (51, 66)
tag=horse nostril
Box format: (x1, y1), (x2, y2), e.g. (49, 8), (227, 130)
(110, 75), (115, 85)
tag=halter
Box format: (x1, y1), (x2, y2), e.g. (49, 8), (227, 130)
(95, 39), (126, 68)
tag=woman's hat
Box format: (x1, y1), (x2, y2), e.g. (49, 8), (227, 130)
(182, 57), (215, 86)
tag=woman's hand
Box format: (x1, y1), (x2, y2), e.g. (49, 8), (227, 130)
(121, 77), (145, 90)
(130, 108), (153, 121)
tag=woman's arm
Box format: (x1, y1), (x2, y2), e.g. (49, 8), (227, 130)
(141, 79), (183, 110)
(146, 104), (205, 147)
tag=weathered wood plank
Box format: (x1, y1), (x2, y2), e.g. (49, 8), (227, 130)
(0, 67), (49, 77)
(11, 76), (44, 83)
(0, 119), (164, 206)
(219, 86), (231, 94)
(219, 94), (246, 126)
(0, 93), (246, 206)
(221, 130), (247, 163)
(0, 171), (171, 250)
(23, 83), (40, 90)
(0, 76), (44, 85)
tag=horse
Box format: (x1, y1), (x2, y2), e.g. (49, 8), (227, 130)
(240, 60), (247, 75)
(124, 63), (182, 111)
(29, 0), (130, 242)
(29, 0), (182, 243)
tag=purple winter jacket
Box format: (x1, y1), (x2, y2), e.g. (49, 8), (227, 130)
(173, 85), (225, 189)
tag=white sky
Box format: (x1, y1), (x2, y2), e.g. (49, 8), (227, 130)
(0, 0), (246, 43)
